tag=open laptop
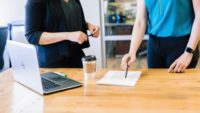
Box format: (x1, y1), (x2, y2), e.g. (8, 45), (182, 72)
(7, 40), (82, 95)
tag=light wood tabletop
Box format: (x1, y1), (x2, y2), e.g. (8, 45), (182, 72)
(0, 68), (200, 113)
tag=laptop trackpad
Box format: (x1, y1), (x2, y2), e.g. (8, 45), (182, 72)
(41, 72), (82, 86)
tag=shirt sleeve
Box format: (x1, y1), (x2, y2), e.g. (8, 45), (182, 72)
(25, 0), (45, 45)
(77, 0), (88, 30)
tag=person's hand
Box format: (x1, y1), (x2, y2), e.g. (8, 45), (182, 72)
(67, 31), (87, 44)
(121, 53), (136, 70)
(168, 52), (193, 73)
(87, 23), (100, 38)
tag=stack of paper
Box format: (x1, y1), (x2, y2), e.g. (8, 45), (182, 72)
(97, 71), (142, 87)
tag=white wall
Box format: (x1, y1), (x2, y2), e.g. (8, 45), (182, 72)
(81, 0), (103, 68)
(0, 0), (26, 70)
(0, 0), (26, 26)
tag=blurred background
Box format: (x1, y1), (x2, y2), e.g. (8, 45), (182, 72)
(0, 0), (200, 71)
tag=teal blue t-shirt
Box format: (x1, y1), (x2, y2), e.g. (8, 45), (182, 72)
(144, 0), (194, 37)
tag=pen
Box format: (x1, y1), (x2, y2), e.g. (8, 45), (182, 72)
(88, 28), (96, 37)
(125, 57), (130, 78)
(125, 65), (129, 78)
(88, 33), (93, 37)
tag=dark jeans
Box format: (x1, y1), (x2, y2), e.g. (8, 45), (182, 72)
(147, 34), (199, 68)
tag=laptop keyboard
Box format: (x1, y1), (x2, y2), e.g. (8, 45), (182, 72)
(41, 78), (60, 90)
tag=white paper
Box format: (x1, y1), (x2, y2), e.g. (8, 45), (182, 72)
(97, 71), (142, 87)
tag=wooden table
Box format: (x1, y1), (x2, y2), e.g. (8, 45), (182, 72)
(0, 68), (200, 113)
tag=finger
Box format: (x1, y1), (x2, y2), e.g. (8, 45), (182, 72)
(177, 64), (183, 73)
(180, 67), (185, 73)
(128, 57), (134, 66)
(91, 26), (98, 32)
(79, 38), (84, 43)
(94, 26), (100, 33)
(181, 66), (187, 73)
(168, 61), (176, 73)
(180, 65), (187, 73)
(121, 56), (128, 69)
(124, 56), (130, 65)
(80, 32), (88, 41)
(177, 64), (185, 73)
(78, 40), (82, 44)
(92, 32), (99, 38)
(121, 60), (127, 70)
(121, 61), (124, 69)
(78, 38), (84, 44)
(82, 35), (88, 41)
(121, 64), (126, 70)
(92, 27), (97, 33)
(90, 28), (98, 36)
(121, 58), (127, 67)
(177, 66), (183, 73)
(174, 63), (181, 73)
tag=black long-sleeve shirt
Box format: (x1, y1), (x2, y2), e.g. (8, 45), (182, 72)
(25, 0), (89, 67)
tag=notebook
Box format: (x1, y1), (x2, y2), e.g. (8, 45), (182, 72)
(97, 71), (142, 87)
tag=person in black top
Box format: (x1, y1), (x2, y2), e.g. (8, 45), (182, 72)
(0, 27), (7, 70)
(25, 0), (100, 68)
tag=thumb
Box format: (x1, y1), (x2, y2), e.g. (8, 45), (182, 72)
(91, 27), (97, 34)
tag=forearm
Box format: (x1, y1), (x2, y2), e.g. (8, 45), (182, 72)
(187, 17), (200, 50)
(39, 32), (68, 45)
(129, 20), (147, 55)
(128, 0), (147, 55)
(187, 0), (200, 50)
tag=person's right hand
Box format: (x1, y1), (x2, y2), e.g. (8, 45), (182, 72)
(67, 31), (87, 44)
(121, 53), (136, 70)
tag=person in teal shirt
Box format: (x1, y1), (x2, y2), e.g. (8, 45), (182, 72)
(121, 0), (200, 73)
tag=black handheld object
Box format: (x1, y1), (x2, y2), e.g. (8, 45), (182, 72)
(125, 57), (130, 78)
(88, 33), (93, 37)
(125, 65), (129, 78)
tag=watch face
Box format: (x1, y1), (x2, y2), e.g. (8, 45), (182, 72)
(185, 47), (194, 54)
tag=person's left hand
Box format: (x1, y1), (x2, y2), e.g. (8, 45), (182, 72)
(87, 22), (100, 38)
(168, 52), (193, 73)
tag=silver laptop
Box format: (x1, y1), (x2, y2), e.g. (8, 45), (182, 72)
(7, 40), (82, 95)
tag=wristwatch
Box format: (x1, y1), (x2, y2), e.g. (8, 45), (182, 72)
(185, 47), (195, 54)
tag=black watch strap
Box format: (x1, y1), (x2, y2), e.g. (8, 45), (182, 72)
(185, 47), (195, 54)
